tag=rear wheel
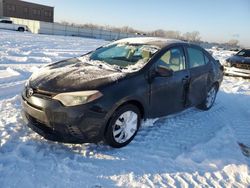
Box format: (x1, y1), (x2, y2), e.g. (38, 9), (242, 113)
(18, 27), (25, 32)
(197, 84), (218, 110)
(105, 104), (141, 148)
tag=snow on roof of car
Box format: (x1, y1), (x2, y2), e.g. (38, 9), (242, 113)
(114, 37), (184, 48)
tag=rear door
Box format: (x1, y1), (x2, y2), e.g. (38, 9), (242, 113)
(185, 45), (211, 106)
(149, 46), (190, 118)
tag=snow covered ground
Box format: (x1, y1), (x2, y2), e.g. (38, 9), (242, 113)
(0, 30), (249, 187)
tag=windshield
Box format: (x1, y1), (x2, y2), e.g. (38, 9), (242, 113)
(89, 43), (159, 69)
(236, 49), (250, 57)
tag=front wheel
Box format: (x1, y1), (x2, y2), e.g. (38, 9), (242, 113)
(105, 104), (141, 148)
(197, 84), (218, 110)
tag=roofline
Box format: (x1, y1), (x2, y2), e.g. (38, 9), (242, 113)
(117, 37), (183, 42)
(114, 37), (186, 48)
(17, 0), (54, 9)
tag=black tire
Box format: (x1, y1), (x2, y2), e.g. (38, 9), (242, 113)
(17, 27), (25, 32)
(104, 104), (141, 148)
(197, 84), (218, 111)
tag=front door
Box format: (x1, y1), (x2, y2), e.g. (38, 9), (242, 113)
(149, 46), (190, 118)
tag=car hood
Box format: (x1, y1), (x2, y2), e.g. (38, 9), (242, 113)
(29, 57), (126, 93)
(227, 55), (250, 64)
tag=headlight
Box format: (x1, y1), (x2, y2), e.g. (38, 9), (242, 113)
(52, 90), (103, 106)
(25, 80), (29, 87)
(224, 60), (232, 67)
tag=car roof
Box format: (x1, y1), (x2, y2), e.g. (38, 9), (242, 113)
(114, 37), (186, 48)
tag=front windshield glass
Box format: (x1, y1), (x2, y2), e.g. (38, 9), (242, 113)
(89, 43), (159, 69)
(237, 49), (250, 57)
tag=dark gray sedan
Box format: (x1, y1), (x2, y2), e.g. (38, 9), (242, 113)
(22, 37), (224, 148)
(224, 49), (250, 78)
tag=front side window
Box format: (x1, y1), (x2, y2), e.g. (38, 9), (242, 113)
(187, 47), (206, 68)
(89, 43), (159, 69)
(156, 47), (186, 72)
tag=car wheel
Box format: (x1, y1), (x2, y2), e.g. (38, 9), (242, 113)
(105, 104), (141, 148)
(197, 84), (218, 111)
(18, 27), (25, 32)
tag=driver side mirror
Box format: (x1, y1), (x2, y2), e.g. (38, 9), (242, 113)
(154, 65), (173, 77)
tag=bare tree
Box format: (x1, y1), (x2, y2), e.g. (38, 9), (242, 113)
(182, 31), (201, 42)
(227, 39), (239, 46)
(59, 21), (206, 44)
(165, 30), (181, 39)
(150, 29), (166, 37)
(60, 21), (70, 26)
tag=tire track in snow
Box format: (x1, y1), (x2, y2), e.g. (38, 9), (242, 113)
(134, 103), (226, 160)
(220, 77), (250, 153)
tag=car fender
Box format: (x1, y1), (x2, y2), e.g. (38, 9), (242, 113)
(99, 95), (147, 137)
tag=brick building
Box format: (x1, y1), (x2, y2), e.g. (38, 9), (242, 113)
(0, 0), (54, 22)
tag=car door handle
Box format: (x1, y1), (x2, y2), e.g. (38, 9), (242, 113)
(182, 76), (190, 83)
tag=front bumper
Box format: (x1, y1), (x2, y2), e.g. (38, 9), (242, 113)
(21, 91), (108, 143)
(224, 66), (250, 78)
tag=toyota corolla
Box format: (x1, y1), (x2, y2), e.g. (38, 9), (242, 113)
(21, 37), (223, 148)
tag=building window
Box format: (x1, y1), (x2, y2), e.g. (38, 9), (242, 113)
(44, 10), (52, 17)
(24, 7), (28, 14)
(7, 4), (16, 12)
(23, 7), (29, 14)
(32, 9), (41, 16)
(37, 9), (41, 16)
(33, 9), (37, 15)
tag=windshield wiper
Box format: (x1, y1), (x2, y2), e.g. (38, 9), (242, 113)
(97, 61), (123, 72)
(78, 56), (123, 72)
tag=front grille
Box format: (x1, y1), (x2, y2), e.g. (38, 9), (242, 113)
(24, 86), (54, 100)
(26, 113), (85, 141)
(25, 113), (57, 135)
(35, 90), (53, 97)
(33, 90), (54, 100)
(233, 63), (250, 70)
(27, 113), (52, 129)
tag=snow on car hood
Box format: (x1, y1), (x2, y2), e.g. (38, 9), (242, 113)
(29, 57), (127, 92)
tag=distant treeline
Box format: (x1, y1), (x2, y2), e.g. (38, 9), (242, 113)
(60, 21), (239, 47)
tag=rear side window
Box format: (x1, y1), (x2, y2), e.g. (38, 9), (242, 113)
(187, 47), (206, 68)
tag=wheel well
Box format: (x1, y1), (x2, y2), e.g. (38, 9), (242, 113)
(122, 100), (145, 119)
(103, 100), (145, 136)
(213, 81), (220, 91)
(18, 27), (24, 31)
